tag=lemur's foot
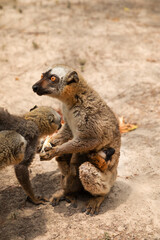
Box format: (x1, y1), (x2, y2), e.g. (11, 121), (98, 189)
(26, 196), (49, 205)
(51, 190), (77, 208)
(65, 195), (77, 208)
(82, 196), (105, 215)
(50, 189), (65, 206)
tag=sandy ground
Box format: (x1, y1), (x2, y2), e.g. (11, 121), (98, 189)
(0, 0), (160, 239)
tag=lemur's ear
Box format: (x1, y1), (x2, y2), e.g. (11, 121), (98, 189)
(30, 105), (38, 112)
(67, 71), (79, 85)
(48, 115), (55, 123)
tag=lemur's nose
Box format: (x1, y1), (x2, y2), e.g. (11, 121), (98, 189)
(32, 84), (38, 92)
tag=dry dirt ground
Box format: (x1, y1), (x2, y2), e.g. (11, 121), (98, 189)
(0, 0), (160, 239)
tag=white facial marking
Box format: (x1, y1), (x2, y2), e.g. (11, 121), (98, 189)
(51, 66), (69, 79)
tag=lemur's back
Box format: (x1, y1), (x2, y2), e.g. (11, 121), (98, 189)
(0, 108), (39, 142)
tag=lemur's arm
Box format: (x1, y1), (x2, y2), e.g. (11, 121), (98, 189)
(49, 123), (73, 147)
(40, 137), (100, 161)
(14, 142), (46, 204)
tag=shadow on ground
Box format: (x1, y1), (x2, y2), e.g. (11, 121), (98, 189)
(51, 180), (131, 216)
(0, 207), (47, 240)
(0, 170), (61, 240)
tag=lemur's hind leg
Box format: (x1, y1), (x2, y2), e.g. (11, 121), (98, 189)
(79, 161), (118, 215)
(56, 154), (71, 176)
(69, 153), (81, 176)
(82, 196), (105, 215)
(51, 154), (82, 207)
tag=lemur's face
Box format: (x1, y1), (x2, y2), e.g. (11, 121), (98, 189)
(32, 65), (79, 98)
(25, 105), (62, 135)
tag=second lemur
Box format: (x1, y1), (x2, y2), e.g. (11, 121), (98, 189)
(0, 106), (61, 204)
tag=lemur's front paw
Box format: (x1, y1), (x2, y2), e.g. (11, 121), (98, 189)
(44, 146), (52, 152)
(40, 149), (56, 161)
(49, 139), (62, 147)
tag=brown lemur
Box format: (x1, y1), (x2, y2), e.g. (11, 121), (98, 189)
(0, 106), (61, 204)
(32, 65), (121, 214)
(0, 130), (27, 170)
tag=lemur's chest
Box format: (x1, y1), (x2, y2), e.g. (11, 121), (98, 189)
(62, 105), (78, 136)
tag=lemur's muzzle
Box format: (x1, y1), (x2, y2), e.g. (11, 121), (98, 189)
(32, 84), (38, 93)
(32, 84), (49, 96)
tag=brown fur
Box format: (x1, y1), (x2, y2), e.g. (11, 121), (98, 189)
(0, 130), (27, 170)
(89, 153), (108, 172)
(0, 106), (61, 204)
(33, 65), (121, 213)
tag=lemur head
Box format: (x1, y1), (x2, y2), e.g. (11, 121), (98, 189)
(24, 106), (62, 136)
(32, 65), (80, 100)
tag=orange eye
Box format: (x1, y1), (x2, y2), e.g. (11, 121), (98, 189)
(51, 76), (56, 82)
(41, 74), (43, 79)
